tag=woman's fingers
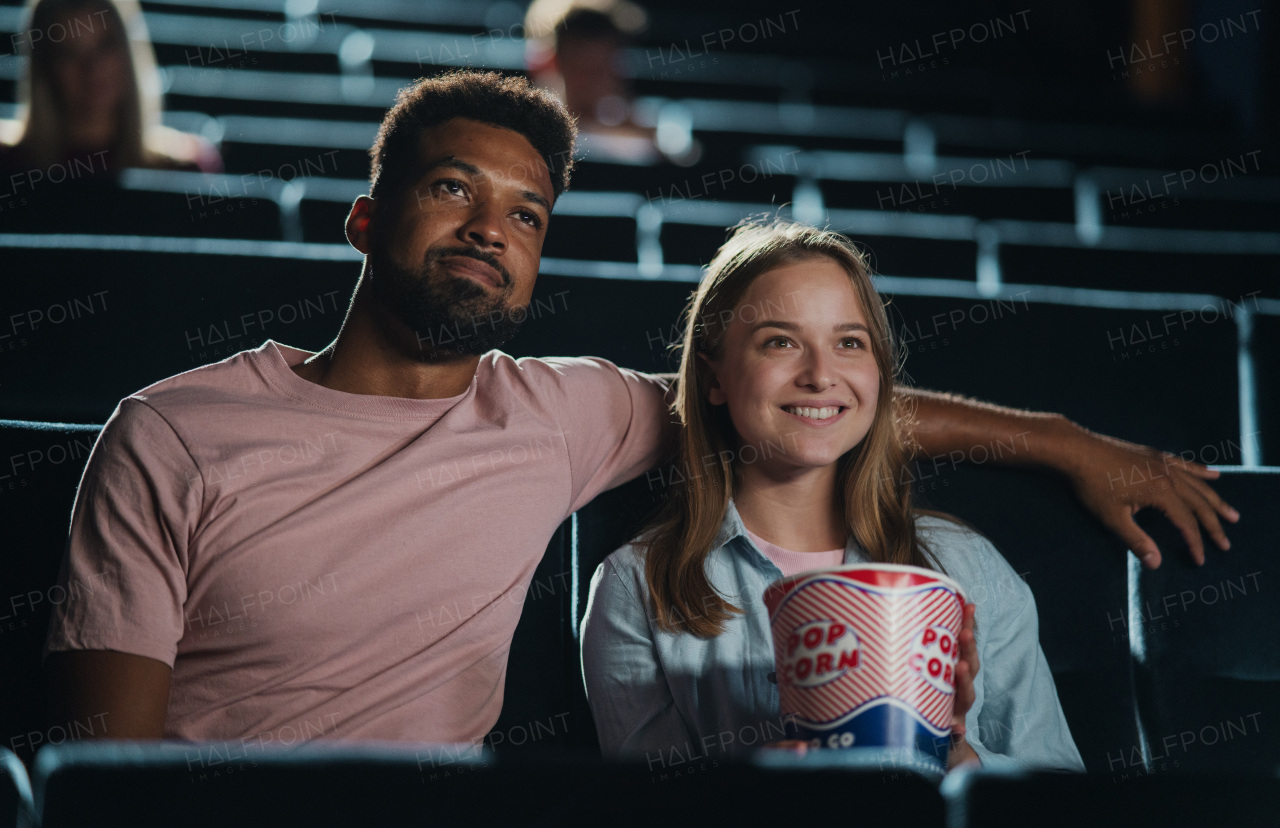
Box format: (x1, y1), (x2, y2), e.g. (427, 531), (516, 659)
(952, 603), (978, 728)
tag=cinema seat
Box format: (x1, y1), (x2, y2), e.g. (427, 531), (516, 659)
(0, 749), (33, 828)
(884, 292), (1242, 457)
(825, 177), (1074, 223)
(0, 241), (358, 423)
(32, 741), (944, 828)
(33, 742), (488, 828)
(1256, 311), (1280, 467)
(942, 765), (1280, 828)
(910, 465), (1137, 774)
(998, 241), (1278, 300)
(661, 221), (980, 279)
(0, 421), (103, 767)
(6, 178), (284, 241)
(1128, 469), (1280, 774)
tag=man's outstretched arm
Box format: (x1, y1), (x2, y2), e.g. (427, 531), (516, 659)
(898, 387), (1239, 568)
(46, 650), (172, 739)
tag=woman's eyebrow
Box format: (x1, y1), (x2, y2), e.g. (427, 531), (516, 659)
(751, 320), (870, 332)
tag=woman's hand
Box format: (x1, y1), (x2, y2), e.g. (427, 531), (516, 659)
(948, 603), (980, 770)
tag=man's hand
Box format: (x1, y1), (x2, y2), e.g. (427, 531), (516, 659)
(1060, 428), (1238, 568)
(948, 603), (980, 770)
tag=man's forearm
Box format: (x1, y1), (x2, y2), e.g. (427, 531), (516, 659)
(895, 386), (1238, 566)
(897, 387), (1086, 476)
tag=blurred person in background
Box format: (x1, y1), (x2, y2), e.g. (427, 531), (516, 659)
(0, 0), (220, 176)
(525, 0), (697, 165)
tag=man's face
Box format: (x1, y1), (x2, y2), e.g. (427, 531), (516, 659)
(365, 117), (555, 359)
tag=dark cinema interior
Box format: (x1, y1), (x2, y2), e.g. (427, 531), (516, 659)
(1, 0), (1278, 825)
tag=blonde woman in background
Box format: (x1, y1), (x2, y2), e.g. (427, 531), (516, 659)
(1, 0), (219, 176)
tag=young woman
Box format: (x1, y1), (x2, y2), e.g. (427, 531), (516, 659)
(1, 0), (220, 174)
(580, 220), (1084, 771)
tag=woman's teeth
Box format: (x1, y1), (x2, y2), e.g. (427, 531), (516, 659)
(783, 406), (841, 420)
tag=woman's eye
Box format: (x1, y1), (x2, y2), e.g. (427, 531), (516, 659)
(840, 337), (864, 349)
(765, 336), (795, 348)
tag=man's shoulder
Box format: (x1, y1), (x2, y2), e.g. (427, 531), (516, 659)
(477, 352), (662, 406)
(480, 352), (645, 383)
(126, 344), (277, 412)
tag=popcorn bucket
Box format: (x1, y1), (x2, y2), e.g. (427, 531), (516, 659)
(763, 564), (965, 770)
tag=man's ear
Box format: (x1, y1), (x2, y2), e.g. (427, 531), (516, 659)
(697, 351), (727, 406)
(346, 195), (374, 254)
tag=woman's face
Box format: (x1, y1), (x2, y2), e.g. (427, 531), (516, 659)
(703, 256), (881, 479)
(47, 9), (129, 119)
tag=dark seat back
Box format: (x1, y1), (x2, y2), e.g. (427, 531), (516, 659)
(0, 749), (33, 828)
(33, 741), (944, 828)
(1129, 469), (1280, 773)
(914, 464), (1137, 773)
(885, 293), (1241, 455)
(0, 245), (357, 423)
(943, 766), (1280, 828)
(0, 421), (102, 767)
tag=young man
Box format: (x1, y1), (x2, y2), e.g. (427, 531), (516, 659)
(45, 71), (1235, 745)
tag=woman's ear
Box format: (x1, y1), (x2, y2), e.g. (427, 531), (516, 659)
(697, 351), (728, 406)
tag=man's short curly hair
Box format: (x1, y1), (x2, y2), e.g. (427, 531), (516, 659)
(369, 70), (577, 202)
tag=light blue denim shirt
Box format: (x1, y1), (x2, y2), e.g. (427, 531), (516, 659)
(580, 501), (1084, 771)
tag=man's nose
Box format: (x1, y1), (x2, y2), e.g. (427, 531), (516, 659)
(457, 200), (507, 251)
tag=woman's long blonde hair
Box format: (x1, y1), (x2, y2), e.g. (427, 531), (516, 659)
(13, 0), (168, 169)
(644, 219), (940, 637)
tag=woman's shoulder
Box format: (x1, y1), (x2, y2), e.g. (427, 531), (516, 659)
(914, 514), (1031, 606)
(593, 538), (652, 594)
(914, 513), (995, 555)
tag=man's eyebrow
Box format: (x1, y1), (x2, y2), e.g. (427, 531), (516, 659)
(752, 320), (870, 333)
(421, 156), (482, 178)
(521, 190), (551, 214)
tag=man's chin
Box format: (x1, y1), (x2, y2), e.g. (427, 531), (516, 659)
(408, 306), (525, 360)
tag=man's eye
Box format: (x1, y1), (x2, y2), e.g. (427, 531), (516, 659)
(432, 180), (467, 198)
(517, 210), (544, 229)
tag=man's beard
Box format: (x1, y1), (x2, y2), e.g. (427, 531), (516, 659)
(367, 244), (527, 360)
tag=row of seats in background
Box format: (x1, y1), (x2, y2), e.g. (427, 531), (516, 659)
(0, 0), (1244, 140)
(4, 121), (1278, 301)
(2, 236), (1277, 465)
(2, 0), (1278, 300)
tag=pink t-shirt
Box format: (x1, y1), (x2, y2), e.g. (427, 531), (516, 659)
(47, 341), (670, 745)
(745, 530), (844, 577)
